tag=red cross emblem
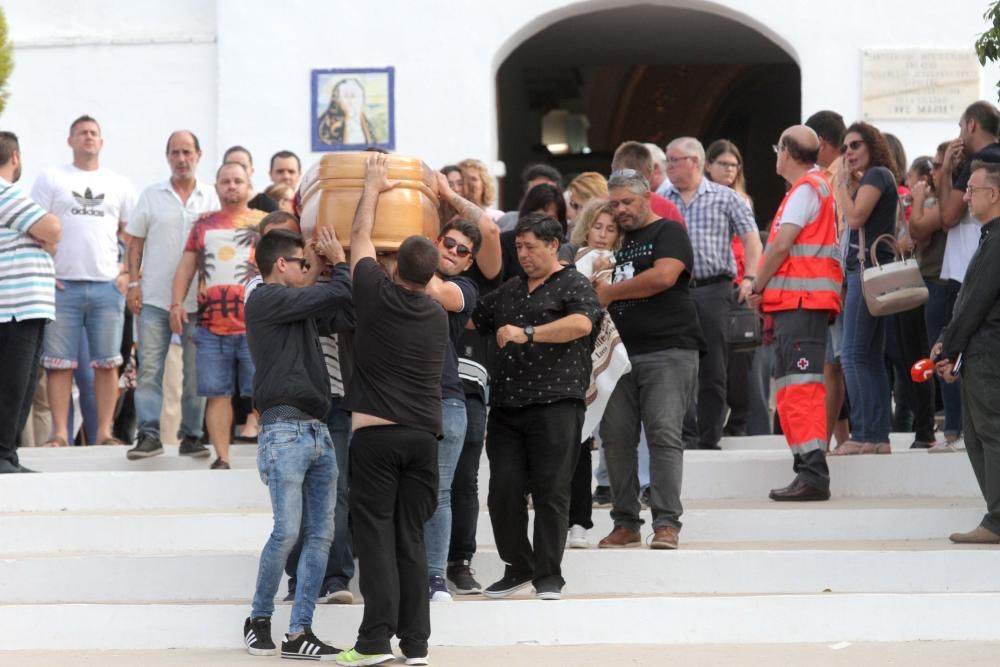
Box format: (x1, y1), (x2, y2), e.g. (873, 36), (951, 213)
(796, 357), (810, 371)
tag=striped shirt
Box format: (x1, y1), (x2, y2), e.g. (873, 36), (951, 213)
(663, 178), (757, 280)
(0, 178), (55, 322)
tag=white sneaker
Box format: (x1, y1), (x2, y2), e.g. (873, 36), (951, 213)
(928, 441), (957, 453)
(568, 524), (589, 549)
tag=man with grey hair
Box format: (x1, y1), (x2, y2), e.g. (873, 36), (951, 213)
(663, 136), (762, 451)
(612, 141), (684, 225)
(643, 142), (672, 197)
(593, 170), (704, 549)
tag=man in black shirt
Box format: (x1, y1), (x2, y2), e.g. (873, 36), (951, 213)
(936, 161), (1000, 544)
(472, 213), (602, 601)
(594, 170), (704, 551)
(336, 153), (447, 667)
(243, 228), (353, 660)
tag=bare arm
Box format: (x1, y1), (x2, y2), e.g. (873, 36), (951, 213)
(908, 183), (942, 242)
(437, 172), (502, 280)
(426, 274), (465, 312)
(496, 313), (594, 347)
(27, 213), (61, 247)
(938, 139), (966, 229)
(169, 251), (198, 334)
(737, 228), (763, 302)
(126, 235), (146, 314)
(594, 258), (685, 306)
(351, 153), (398, 276)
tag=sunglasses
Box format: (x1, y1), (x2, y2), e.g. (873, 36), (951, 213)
(440, 235), (472, 257)
(840, 139), (864, 154)
(282, 256), (310, 271)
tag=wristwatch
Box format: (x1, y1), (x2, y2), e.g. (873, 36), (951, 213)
(524, 325), (535, 343)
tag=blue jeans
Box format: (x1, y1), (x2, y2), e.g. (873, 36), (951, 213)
(424, 398), (466, 578)
(448, 394), (486, 563)
(134, 305), (205, 440)
(192, 327), (254, 397)
(841, 271), (891, 442)
(925, 279), (963, 436)
(284, 398), (354, 592)
(251, 419), (337, 634)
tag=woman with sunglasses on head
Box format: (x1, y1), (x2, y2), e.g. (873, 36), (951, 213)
(831, 122), (899, 456)
(565, 172), (608, 228)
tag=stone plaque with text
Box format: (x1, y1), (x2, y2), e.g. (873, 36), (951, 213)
(862, 49), (980, 119)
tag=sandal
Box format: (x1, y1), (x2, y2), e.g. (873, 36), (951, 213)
(99, 437), (127, 446)
(42, 436), (68, 448)
(830, 440), (865, 456)
(861, 442), (892, 455)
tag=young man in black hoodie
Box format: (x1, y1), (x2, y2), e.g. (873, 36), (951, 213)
(242, 227), (353, 660)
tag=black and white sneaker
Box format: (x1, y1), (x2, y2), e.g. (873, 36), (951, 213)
(244, 616), (277, 656)
(483, 571), (533, 599)
(446, 559), (481, 595)
(282, 626), (340, 661)
(126, 432), (164, 460)
(178, 434), (210, 458)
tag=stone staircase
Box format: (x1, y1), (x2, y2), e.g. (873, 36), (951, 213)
(2, 435), (999, 650)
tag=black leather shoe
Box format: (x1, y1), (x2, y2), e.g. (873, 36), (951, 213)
(769, 479), (831, 501)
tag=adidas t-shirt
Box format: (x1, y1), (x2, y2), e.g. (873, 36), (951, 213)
(30, 164), (136, 281)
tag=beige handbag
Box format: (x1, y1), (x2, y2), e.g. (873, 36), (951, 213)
(858, 226), (928, 316)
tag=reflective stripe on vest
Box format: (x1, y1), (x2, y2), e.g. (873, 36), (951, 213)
(761, 170), (842, 314)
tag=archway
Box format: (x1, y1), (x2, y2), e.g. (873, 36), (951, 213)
(495, 3), (801, 221)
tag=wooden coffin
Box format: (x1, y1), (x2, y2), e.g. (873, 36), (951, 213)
(298, 153), (440, 251)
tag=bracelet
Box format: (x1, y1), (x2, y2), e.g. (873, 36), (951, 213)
(742, 275), (755, 281)
(127, 281), (140, 289)
(169, 303), (180, 311)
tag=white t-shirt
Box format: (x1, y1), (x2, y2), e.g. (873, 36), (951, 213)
(777, 184), (820, 229)
(30, 164), (137, 281)
(940, 210), (980, 283)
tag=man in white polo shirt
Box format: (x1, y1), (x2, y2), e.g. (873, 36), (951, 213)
(125, 130), (219, 460)
(31, 115), (136, 448)
(0, 131), (61, 472)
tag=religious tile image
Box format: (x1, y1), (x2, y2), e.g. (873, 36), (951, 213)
(311, 67), (395, 152)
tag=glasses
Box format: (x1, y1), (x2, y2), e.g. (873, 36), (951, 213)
(714, 160), (740, 169)
(666, 156), (695, 165)
(772, 144), (783, 154)
(282, 256), (310, 271)
(966, 184), (996, 195)
(610, 168), (639, 178)
(440, 235), (472, 257)
(840, 139), (864, 154)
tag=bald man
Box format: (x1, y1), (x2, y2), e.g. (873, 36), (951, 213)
(748, 126), (843, 501)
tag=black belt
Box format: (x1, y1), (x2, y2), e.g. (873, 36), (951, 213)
(690, 274), (732, 288)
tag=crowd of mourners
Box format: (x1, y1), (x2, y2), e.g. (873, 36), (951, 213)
(3, 100), (1000, 664)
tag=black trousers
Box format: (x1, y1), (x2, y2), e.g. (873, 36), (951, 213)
(0, 319), (46, 465)
(889, 306), (935, 442)
(961, 357), (1000, 535)
(349, 425), (437, 658)
(486, 400), (583, 590)
(568, 437), (594, 529)
(683, 280), (732, 448)
(448, 394), (486, 563)
(724, 349), (753, 434)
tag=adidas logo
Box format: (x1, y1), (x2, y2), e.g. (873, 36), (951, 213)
(71, 187), (106, 216)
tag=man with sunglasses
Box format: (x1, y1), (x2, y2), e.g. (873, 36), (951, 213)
(242, 226), (353, 659)
(421, 205), (482, 602)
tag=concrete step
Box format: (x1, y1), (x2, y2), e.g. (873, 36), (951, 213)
(3, 593), (1000, 650)
(4, 541), (998, 603)
(0, 497), (984, 554)
(2, 448), (980, 513)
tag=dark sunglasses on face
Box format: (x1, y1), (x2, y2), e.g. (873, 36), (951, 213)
(440, 235), (472, 257)
(282, 256), (310, 271)
(840, 139), (864, 154)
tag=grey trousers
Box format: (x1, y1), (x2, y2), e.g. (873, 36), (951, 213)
(599, 347), (699, 531)
(960, 356), (1000, 534)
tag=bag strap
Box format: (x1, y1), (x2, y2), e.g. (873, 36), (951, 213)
(858, 224), (866, 271)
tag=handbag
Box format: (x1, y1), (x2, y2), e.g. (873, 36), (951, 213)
(726, 297), (762, 351)
(858, 225), (928, 316)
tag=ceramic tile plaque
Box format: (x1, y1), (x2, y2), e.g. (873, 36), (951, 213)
(862, 49), (980, 119)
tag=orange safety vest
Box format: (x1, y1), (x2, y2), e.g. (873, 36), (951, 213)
(761, 170), (842, 314)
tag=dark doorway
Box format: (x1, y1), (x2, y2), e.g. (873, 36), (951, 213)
(496, 5), (801, 223)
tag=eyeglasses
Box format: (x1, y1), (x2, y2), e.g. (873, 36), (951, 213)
(714, 160), (740, 169)
(610, 168), (639, 178)
(282, 256), (310, 271)
(840, 140), (864, 154)
(966, 184), (996, 195)
(772, 144), (783, 154)
(440, 235), (472, 257)
(666, 156), (695, 165)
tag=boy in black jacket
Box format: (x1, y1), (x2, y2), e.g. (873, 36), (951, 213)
(242, 227), (353, 660)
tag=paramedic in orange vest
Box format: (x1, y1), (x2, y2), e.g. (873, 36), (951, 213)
(748, 125), (843, 501)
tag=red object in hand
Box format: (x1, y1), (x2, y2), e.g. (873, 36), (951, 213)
(911, 358), (935, 383)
